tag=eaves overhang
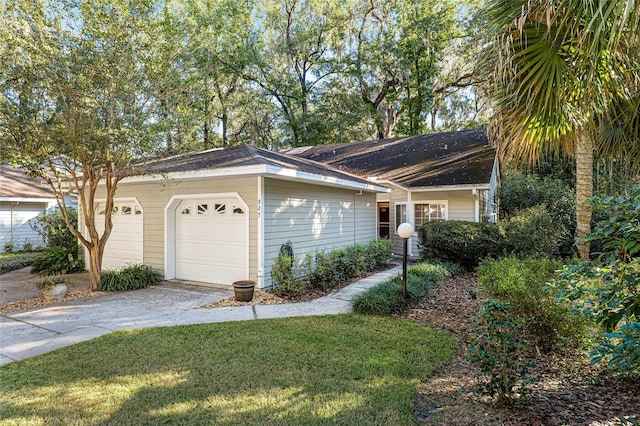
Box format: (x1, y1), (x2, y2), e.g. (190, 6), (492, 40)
(111, 164), (391, 193)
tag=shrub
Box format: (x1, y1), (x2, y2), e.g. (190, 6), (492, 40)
(271, 252), (312, 297)
(477, 256), (587, 351)
(30, 207), (78, 249)
(503, 206), (565, 258)
(0, 252), (40, 274)
(272, 239), (393, 295)
(353, 261), (454, 315)
(553, 188), (640, 376)
(500, 172), (575, 257)
(418, 221), (504, 269)
(98, 264), (162, 292)
(468, 300), (536, 405)
(31, 244), (83, 275)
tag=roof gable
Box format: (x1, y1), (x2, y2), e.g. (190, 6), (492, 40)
(285, 129), (496, 188)
(0, 165), (56, 199)
(137, 144), (388, 192)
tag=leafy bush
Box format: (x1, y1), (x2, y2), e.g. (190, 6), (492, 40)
(31, 244), (83, 275)
(468, 300), (535, 405)
(418, 221), (505, 269)
(353, 261), (453, 315)
(0, 252), (41, 274)
(586, 187), (640, 261)
(271, 239), (392, 296)
(271, 253), (312, 297)
(30, 207), (78, 249)
(98, 264), (162, 292)
(553, 187), (640, 376)
(591, 323), (640, 377)
(477, 256), (587, 351)
(500, 172), (575, 257)
(503, 206), (565, 258)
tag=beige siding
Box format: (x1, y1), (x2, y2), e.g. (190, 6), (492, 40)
(411, 190), (476, 222)
(383, 188), (478, 257)
(92, 176), (258, 281)
(263, 178), (377, 288)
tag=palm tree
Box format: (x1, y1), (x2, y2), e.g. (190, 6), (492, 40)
(481, 0), (640, 259)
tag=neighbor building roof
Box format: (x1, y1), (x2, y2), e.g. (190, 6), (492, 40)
(0, 165), (57, 200)
(284, 129), (496, 188)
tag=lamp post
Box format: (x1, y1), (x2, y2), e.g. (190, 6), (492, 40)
(397, 222), (414, 298)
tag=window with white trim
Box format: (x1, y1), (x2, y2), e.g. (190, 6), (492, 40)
(395, 203), (407, 232)
(414, 202), (446, 227)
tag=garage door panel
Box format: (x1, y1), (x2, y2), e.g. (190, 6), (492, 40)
(96, 201), (143, 270)
(175, 197), (247, 285)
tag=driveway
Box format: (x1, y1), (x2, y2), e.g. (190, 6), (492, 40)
(0, 266), (402, 366)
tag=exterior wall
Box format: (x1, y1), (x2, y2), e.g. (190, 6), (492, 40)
(0, 201), (50, 252)
(263, 178), (377, 288)
(91, 176), (258, 282)
(380, 188), (480, 257)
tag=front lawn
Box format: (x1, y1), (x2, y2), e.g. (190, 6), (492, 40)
(0, 314), (455, 425)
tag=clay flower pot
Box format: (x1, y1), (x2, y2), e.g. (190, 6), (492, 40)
(233, 280), (256, 302)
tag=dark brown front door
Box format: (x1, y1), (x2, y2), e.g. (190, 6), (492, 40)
(378, 202), (390, 239)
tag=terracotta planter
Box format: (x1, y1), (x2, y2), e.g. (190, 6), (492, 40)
(233, 280), (256, 302)
(43, 283), (68, 301)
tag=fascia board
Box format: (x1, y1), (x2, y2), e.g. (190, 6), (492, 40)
(109, 164), (391, 193)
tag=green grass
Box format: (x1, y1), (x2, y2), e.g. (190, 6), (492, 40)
(0, 251), (40, 275)
(0, 314), (455, 425)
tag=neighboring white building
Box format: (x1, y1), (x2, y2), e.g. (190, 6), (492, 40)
(0, 165), (77, 252)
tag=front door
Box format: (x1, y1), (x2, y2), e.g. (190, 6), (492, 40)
(378, 202), (390, 239)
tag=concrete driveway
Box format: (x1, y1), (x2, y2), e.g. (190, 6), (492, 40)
(0, 266), (402, 366)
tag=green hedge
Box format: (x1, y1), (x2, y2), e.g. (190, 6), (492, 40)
(418, 207), (567, 269)
(0, 252), (41, 275)
(352, 262), (453, 315)
(418, 221), (505, 269)
(271, 239), (392, 297)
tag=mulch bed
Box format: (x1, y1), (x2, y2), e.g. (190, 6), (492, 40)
(400, 273), (640, 426)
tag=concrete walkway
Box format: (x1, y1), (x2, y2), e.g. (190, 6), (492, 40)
(0, 266), (401, 366)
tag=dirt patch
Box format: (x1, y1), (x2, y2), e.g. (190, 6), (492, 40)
(401, 273), (640, 425)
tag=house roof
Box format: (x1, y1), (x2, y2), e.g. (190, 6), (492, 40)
(137, 144), (389, 193)
(284, 129), (496, 189)
(0, 165), (57, 200)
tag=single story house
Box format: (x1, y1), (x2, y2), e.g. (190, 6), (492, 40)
(87, 129), (497, 289)
(0, 165), (77, 252)
(87, 144), (390, 289)
(284, 129), (498, 256)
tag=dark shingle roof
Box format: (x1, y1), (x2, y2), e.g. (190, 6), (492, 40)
(141, 144), (381, 188)
(285, 129), (496, 188)
(0, 165), (56, 199)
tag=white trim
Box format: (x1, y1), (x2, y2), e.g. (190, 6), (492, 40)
(163, 192), (250, 282)
(407, 183), (492, 192)
(257, 176), (265, 288)
(475, 196), (480, 222)
(111, 164), (391, 194)
(0, 197), (57, 203)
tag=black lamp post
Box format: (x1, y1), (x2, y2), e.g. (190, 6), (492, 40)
(397, 222), (414, 298)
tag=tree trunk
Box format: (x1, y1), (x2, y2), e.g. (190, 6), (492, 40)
(87, 244), (103, 291)
(575, 134), (593, 260)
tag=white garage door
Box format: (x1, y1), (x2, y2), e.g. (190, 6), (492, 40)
(95, 201), (143, 270)
(175, 197), (247, 285)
